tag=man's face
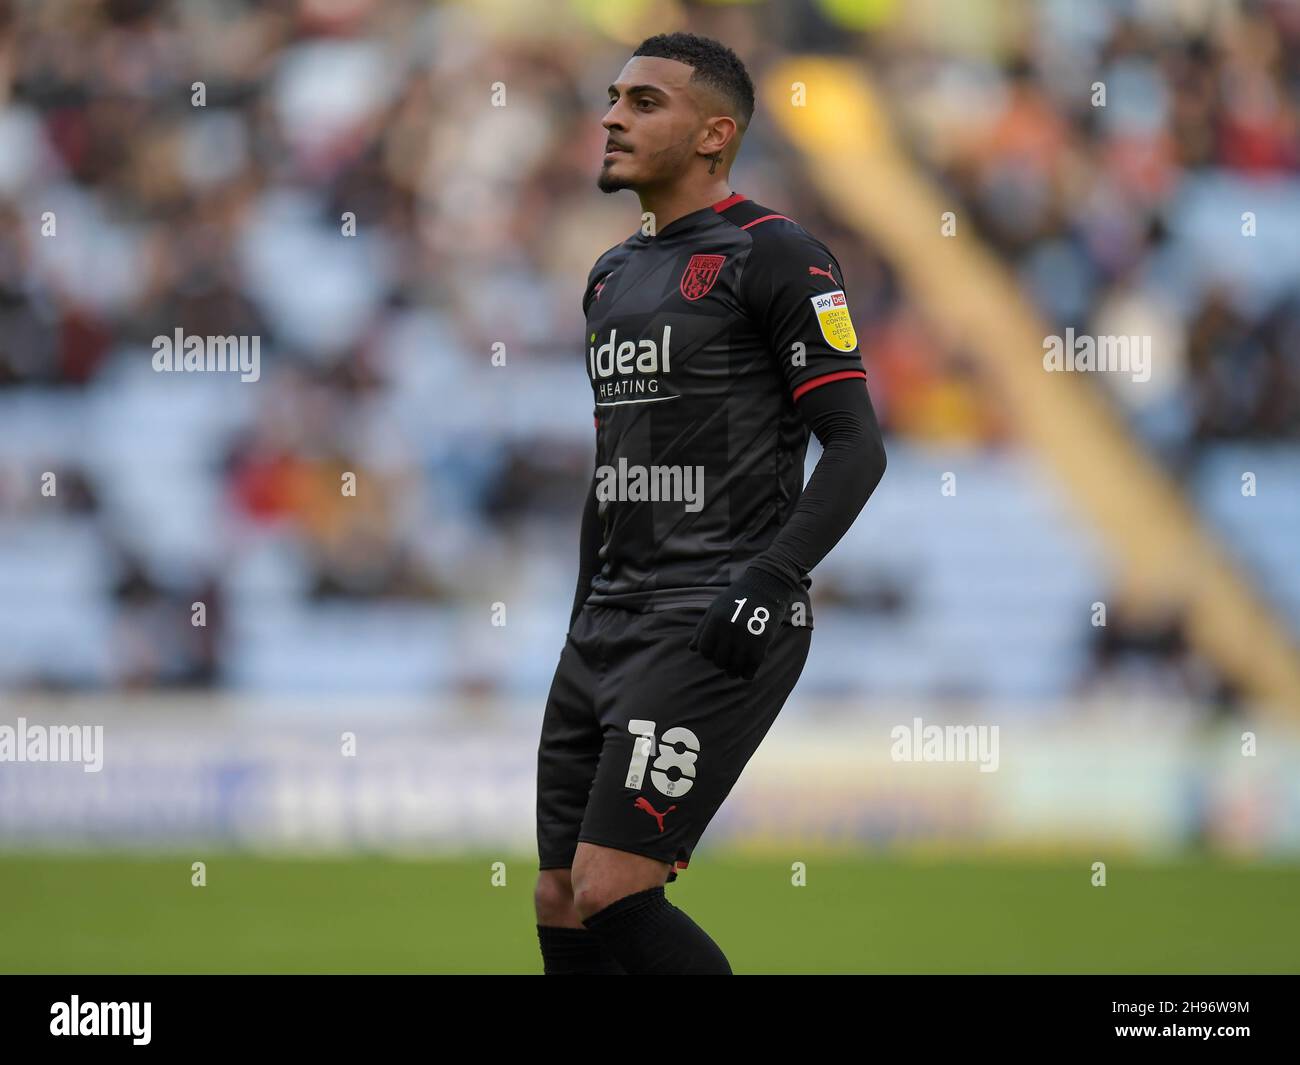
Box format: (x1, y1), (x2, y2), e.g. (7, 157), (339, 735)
(598, 56), (707, 193)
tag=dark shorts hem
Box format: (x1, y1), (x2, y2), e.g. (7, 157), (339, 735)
(575, 836), (682, 883)
(539, 841), (680, 882)
(576, 834), (677, 866)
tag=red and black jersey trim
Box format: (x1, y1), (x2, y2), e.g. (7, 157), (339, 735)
(713, 193), (797, 231)
(715, 195), (867, 402)
(792, 369), (868, 402)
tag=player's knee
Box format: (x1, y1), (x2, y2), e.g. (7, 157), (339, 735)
(534, 869), (578, 925)
(571, 872), (666, 923)
(570, 877), (623, 923)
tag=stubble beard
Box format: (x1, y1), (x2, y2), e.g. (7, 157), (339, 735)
(597, 170), (630, 193)
(596, 134), (694, 193)
(597, 159), (633, 193)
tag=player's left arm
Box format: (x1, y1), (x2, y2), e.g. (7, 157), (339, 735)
(689, 226), (887, 679)
(748, 374), (886, 590)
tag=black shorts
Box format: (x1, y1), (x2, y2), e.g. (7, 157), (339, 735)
(536, 602), (811, 883)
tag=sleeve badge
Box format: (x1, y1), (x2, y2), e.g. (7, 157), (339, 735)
(809, 290), (858, 352)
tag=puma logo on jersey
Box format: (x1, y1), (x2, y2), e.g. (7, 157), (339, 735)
(808, 262), (836, 282)
(634, 796), (677, 832)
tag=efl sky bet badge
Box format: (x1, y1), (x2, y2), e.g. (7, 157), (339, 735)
(810, 289), (858, 352)
(680, 254), (727, 301)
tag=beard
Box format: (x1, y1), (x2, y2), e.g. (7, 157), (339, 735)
(597, 162), (633, 193)
(595, 133), (692, 193)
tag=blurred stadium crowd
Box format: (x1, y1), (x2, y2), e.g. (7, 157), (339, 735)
(0, 0), (1296, 702)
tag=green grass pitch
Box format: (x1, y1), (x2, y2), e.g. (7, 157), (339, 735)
(1, 851), (1296, 973)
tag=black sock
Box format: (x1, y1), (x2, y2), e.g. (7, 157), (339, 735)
(581, 885), (732, 975)
(536, 924), (628, 974)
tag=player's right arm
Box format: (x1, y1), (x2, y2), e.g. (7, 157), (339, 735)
(569, 457), (600, 632)
(569, 254), (617, 633)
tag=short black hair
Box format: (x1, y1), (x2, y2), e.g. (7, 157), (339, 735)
(632, 32), (755, 129)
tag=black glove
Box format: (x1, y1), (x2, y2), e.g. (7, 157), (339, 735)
(689, 567), (798, 680)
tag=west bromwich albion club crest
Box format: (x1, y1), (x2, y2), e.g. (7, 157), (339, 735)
(679, 254), (727, 301)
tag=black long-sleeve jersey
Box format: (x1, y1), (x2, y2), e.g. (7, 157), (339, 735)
(578, 192), (873, 622)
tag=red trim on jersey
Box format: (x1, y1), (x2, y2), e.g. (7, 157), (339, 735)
(674, 860), (688, 870)
(740, 213), (792, 230)
(791, 369), (866, 402)
(711, 192), (746, 212)
(593, 416), (599, 428)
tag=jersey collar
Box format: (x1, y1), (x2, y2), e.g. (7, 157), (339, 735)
(635, 192), (748, 241)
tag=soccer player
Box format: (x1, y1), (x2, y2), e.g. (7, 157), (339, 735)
(534, 32), (887, 975)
